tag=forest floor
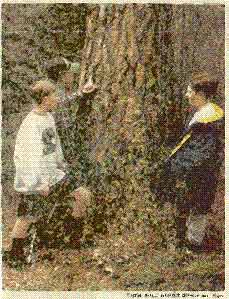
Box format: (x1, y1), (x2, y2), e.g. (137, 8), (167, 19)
(2, 185), (225, 291)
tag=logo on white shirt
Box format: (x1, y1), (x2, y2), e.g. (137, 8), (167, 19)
(42, 127), (56, 155)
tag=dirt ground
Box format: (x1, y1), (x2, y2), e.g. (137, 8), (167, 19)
(2, 183), (225, 291)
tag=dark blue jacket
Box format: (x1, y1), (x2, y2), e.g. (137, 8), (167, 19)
(155, 103), (224, 212)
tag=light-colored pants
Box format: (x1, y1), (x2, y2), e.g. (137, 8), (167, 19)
(186, 212), (208, 246)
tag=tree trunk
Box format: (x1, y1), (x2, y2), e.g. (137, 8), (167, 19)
(77, 4), (176, 247)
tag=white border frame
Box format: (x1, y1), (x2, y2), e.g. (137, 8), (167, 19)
(1, 1), (227, 298)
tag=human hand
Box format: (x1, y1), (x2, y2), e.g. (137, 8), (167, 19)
(39, 185), (50, 197)
(81, 76), (97, 94)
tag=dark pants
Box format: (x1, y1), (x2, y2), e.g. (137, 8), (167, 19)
(154, 166), (218, 247)
(17, 174), (79, 218)
(185, 167), (218, 214)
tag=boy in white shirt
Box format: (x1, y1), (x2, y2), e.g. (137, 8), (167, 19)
(14, 81), (66, 194)
(4, 80), (81, 265)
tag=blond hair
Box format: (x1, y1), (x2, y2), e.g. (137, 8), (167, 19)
(31, 80), (56, 104)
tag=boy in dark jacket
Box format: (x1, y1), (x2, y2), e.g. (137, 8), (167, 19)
(156, 73), (224, 251)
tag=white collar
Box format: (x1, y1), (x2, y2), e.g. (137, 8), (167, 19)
(32, 108), (50, 116)
(188, 102), (223, 127)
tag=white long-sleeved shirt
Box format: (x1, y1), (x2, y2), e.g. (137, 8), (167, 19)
(14, 109), (66, 193)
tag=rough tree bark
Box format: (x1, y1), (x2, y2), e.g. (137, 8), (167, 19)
(77, 4), (177, 248)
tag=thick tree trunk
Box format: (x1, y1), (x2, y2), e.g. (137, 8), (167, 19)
(77, 4), (175, 246)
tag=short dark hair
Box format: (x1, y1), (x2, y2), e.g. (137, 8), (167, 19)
(30, 80), (56, 105)
(45, 57), (70, 83)
(190, 72), (219, 99)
